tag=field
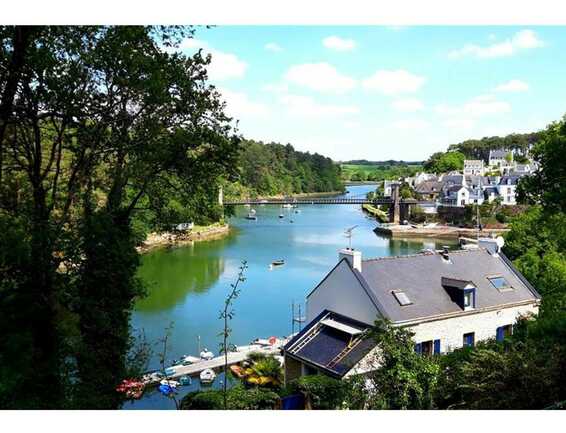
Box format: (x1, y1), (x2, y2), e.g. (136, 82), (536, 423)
(340, 163), (423, 182)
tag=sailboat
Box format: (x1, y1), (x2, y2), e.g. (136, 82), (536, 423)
(245, 208), (257, 220)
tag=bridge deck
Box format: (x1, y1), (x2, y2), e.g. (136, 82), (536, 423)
(223, 198), (431, 205)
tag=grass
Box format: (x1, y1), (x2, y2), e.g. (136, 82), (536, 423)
(341, 163), (422, 182)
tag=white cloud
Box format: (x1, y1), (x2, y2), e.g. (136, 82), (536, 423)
(362, 69), (425, 95)
(435, 95), (511, 118)
(264, 42), (282, 52)
(393, 119), (430, 130)
(163, 37), (247, 81)
(449, 29), (543, 59)
(392, 98), (424, 112)
(284, 63), (356, 94)
(322, 36), (356, 51)
(219, 89), (269, 118)
(280, 94), (359, 118)
(495, 79), (529, 92)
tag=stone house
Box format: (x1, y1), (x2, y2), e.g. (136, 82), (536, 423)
(283, 244), (541, 382)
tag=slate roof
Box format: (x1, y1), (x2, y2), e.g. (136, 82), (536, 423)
(499, 175), (521, 185)
(284, 310), (375, 378)
(415, 180), (443, 194)
(355, 248), (540, 323)
(489, 149), (509, 159)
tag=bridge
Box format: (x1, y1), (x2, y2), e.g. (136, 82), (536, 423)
(220, 185), (434, 224)
(223, 197), (428, 206)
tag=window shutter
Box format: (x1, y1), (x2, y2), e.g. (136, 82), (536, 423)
(496, 327), (504, 342)
(414, 343), (422, 354)
(434, 339), (441, 354)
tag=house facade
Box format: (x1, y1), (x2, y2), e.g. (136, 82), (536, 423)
(283, 244), (540, 382)
(463, 160), (485, 176)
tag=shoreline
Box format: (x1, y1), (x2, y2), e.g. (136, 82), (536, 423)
(137, 223), (231, 254)
(374, 224), (509, 239)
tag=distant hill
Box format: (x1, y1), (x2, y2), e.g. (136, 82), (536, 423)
(341, 159), (424, 166)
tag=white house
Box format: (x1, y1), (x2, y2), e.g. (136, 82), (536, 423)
(463, 160), (485, 176)
(283, 244), (540, 382)
(497, 175), (520, 205)
(382, 180), (400, 197)
(488, 149), (515, 175)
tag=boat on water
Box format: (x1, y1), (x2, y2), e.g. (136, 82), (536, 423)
(282, 204), (293, 209)
(181, 355), (201, 366)
(245, 209), (257, 220)
(160, 379), (180, 388)
(278, 214), (284, 218)
(200, 349), (214, 360)
(230, 365), (245, 378)
(200, 368), (216, 384)
(179, 375), (192, 386)
(271, 259), (285, 266)
(294, 209), (300, 214)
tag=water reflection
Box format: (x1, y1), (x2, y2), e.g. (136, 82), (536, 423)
(136, 234), (236, 312)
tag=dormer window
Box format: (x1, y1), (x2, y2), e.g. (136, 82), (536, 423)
(441, 277), (477, 310)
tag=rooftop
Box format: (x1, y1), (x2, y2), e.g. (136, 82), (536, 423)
(352, 248), (540, 323)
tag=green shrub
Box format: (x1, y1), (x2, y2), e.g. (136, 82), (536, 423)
(180, 385), (279, 410)
(288, 375), (347, 409)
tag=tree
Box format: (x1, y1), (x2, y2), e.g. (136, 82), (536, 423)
(0, 25), (239, 409)
(363, 319), (439, 409)
(423, 151), (465, 173)
(219, 260), (247, 409)
(518, 116), (566, 213)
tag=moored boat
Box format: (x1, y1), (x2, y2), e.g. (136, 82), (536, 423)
(179, 375), (192, 386)
(271, 259), (285, 266)
(200, 348), (214, 360)
(200, 368), (216, 384)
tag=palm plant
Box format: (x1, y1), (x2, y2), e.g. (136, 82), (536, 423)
(244, 355), (283, 388)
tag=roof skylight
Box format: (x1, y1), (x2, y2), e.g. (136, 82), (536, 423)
(392, 290), (412, 306)
(488, 276), (512, 291)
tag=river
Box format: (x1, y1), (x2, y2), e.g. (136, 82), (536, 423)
(124, 184), (453, 409)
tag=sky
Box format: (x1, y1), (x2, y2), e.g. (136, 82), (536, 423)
(170, 26), (566, 161)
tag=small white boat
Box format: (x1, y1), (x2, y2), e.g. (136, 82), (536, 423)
(200, 368), (216, 384)
(179, 375), (192, 386)
(200, 349), (214, 360)
(278, 214), (284, 219)
(282, 204), (293, 209)
(182, 355), (201, 366)
(160, 379), (179, 388)
(245, 209), (257, 220)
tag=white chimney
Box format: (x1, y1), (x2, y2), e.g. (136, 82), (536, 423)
(339, 248), (362, 272)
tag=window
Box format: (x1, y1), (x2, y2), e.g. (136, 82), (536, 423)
(415, 339), (441, 356)
(496, 325), (513, 342)
(488, 276), (512, 291)
(463, 332), (475, 348)
(392, 290), (412, 306)
(463, 291), (472, 308)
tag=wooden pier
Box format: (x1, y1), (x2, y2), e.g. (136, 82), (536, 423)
(144, 341), (287, 384)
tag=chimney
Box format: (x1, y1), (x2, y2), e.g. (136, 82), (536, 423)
(339, 248), (362, 272)
(440, 246), (451, 263)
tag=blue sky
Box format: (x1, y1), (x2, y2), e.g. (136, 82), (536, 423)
(171, 26), (566, 161)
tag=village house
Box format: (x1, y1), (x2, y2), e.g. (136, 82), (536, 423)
(488, 149), (515, 175)
(283, 243), (541, 383)
(463, 160), (485, 176)
(382, 180), (401, 197)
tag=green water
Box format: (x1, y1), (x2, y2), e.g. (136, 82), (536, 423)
(125, 185), (455, 409)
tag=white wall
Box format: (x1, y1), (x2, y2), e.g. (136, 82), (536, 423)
(408, 303), (538, 353)
(306, 260), (380, 325)
(342, 302), (539, 379)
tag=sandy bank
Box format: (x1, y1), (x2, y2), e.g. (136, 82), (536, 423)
(137, 223), (230, 254)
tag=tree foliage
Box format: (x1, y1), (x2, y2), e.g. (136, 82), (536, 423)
(224, 140), (344, 199)
(423, 151), (465, 173)
(0, 25), (238, 408)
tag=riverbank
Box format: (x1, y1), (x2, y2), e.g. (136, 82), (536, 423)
(362, 203), (388, 222)
(374, 224), (509, 239)
(137, 223), (231, 254)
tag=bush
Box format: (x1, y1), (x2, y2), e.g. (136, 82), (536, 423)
(288, 375), (347, 409)
(180, 385), (280, 410)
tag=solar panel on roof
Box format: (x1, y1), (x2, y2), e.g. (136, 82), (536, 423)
(392, 290), (412, 306)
